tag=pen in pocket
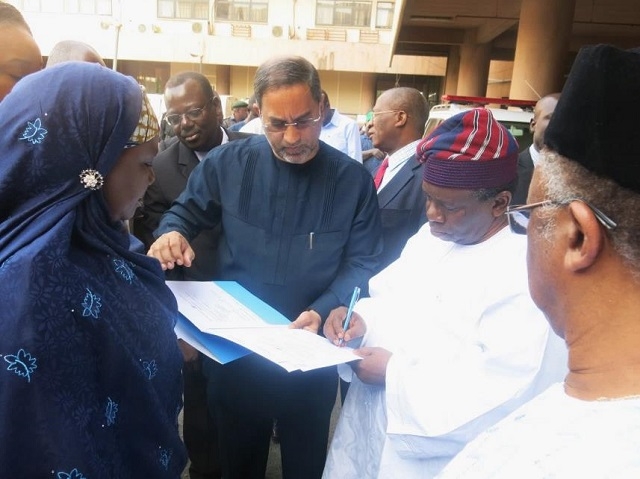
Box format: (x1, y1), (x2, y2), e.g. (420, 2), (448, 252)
(309, 232), (314, 250)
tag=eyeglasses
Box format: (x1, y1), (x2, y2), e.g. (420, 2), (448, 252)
(261, 113), (322, 133)
(372, 110), (404, 118)
(165, 98), (213, 126)
(505, 199), (617, 235)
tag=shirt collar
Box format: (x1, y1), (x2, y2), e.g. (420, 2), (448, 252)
(529, 143), (540, 165)
(387, 139), (421, 170)
(195, 127), (229, 162)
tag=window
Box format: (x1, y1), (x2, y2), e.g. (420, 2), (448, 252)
(375, 1), (394, 29)
(16, 0), (111, 14)
(157, 0), (209, 20)
(316, 1), (371, 27)
(214, 0), (268, 23)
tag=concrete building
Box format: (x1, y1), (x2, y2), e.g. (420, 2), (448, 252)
(13, 0), (445, 118)
(12, 0), (640, 118)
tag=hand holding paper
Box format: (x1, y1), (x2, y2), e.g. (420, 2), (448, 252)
(169, 281), (362, 371)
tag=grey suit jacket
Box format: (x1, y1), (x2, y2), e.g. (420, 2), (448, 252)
(132, 129), (252, 280)
(513, 147), (534, 205)
(376, 154), (427, 272)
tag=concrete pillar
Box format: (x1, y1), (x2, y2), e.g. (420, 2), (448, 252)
(444, 46), (461, 95)
(457, 42), (491, 97)
(361, 72), (377, 110)
(215, 65), (231, 95)
(509, 0), (575, 100)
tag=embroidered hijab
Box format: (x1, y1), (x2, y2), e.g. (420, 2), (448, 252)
(0, 63), (187, 477)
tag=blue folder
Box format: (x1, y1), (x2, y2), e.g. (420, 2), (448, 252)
(175, 281), (290, 364)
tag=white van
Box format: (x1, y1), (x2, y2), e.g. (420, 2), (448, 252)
(424, 95), (535, 149)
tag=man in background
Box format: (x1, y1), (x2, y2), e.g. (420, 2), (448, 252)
(222, 99), (248, 129)
(320, 90), (362, 162)
(512, 93), (560, 204)
(45, 40), (105, 67)
(369, 86), (428, 271)
(230, 94), (259, 132)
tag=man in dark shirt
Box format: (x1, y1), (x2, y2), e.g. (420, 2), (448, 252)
(148, 55), (382, 479)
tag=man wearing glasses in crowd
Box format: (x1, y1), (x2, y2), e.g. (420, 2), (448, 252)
(148, 55), (382, 479)
(133, 71), (251, 479)
(323, 108), (566, 479)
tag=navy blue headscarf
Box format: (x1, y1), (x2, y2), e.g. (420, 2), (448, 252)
(0, 63), (187, 478)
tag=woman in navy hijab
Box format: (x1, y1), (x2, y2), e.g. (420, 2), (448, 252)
(0, 62), (187, 478)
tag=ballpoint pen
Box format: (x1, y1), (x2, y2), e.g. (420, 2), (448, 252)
(338, 286), (361, 346)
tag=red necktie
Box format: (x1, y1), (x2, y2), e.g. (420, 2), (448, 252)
(373, 156), (389, 190)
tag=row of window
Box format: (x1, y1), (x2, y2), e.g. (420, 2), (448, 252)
(14, 0), (112, 14)
(13, 0), (394, 29)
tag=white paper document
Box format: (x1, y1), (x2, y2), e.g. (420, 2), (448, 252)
(168, 281), (268, 332)
(213, 327), (361, 372)
(167, 281), (361, 371)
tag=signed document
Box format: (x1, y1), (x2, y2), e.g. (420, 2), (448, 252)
(168, 281), (361, 371)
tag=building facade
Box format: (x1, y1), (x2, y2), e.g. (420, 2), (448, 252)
(13, 0), (446, 117)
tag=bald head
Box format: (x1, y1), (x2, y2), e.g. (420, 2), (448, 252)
(531, 93), (560, 152)
(370, 87), (428, 154)
(46, 40), (105, 68)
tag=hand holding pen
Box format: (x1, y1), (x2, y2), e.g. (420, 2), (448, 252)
(338, 286), (360, 346)
(323, 287), (364, 346)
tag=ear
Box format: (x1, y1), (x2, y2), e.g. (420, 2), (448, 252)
(491, 190), (511, 217)
(395, 111), (409, 128)
(563, 201), (605, 273)
(529, 117), (536, 134)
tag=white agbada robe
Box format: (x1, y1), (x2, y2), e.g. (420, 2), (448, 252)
(323, 224), (567, 479)
(437, 383), (640, 478)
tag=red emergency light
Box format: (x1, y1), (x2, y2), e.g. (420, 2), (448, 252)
(442, 95), (537, 109)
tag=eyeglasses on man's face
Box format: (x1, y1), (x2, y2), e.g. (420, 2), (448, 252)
(505, 199), (617, 235)
(372, 109), (405, 118)
(165, 97), (213, 126)
(261, 113), (322, 133)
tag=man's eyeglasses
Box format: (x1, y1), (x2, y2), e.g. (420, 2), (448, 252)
(372, 109), (405, 118)
(261, 113), (322, 133)
(505, 199), (617, 235)
(165, 98), (213, 126)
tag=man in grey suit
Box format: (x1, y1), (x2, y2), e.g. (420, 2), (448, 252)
(512, 93), (560, 205)
(370, 87), (429, 272)
(132, 71), (250, 479)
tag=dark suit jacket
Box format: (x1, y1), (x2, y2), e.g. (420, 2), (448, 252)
(132, 129), (251, 280)
(513, 148), (534, 205)
(376, 154), (427, 272)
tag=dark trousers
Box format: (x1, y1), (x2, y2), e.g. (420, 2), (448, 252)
(183, 358), (221, 479)
(203, 354), (338, 479)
